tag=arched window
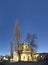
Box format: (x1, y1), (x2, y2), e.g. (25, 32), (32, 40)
(23, 56), (25, 59)
(28, 56), (29, 61)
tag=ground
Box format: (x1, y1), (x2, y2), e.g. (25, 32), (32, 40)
(0, 60), (48, 65)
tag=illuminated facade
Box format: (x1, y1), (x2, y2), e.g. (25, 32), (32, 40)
(13, 43), (39, 62)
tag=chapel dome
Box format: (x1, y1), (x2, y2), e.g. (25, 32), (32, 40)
(19, 43), (31, 51)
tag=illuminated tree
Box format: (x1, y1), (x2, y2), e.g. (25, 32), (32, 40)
(10, 41), (13, 58)
(14, 19), (21, 61)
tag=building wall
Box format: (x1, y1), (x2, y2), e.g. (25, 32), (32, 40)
(32, 54), (39, 61)
(20, 53), (32, 61)
(13, 43), (39, 62)
(13, 51), (19, 62)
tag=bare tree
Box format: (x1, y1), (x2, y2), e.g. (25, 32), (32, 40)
(30, 34), (37, 50)
(10, 41), (13, 58)
(26, 32), (37, 50)
(14, 19), (20, 50)
(25, 32), (31, 43)
(26, 32), (37, 61)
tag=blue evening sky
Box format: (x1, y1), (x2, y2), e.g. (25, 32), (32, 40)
(0, 0), (48, 55)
